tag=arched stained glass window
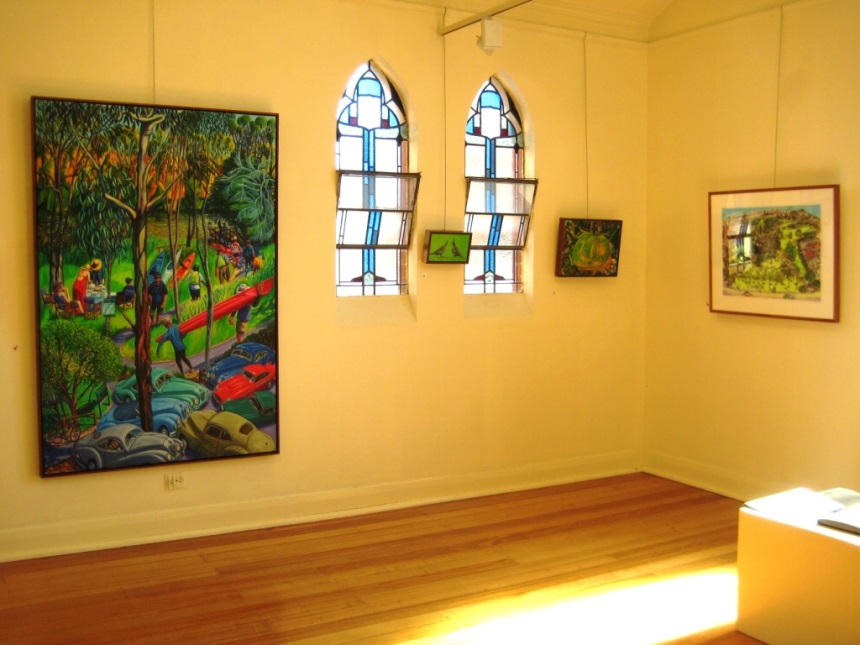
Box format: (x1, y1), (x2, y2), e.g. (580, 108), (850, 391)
(464, 78), (537, 294)
(335, 61), (420, 296)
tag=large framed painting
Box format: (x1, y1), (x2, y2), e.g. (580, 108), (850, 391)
(708, 185), (839, 322)
(555, 218), (623, 277)
(33, 97), (279, 476)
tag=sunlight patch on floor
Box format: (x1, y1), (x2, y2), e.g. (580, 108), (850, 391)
(402, 571), (738, 645)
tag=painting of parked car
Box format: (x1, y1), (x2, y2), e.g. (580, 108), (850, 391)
(177, 411), (274, 458)
(34, 97), (279, 477)
(113, 367), (211, 410)
(223, 391), (277, 427)
(97, 398), (192, 437)
(72, 424), (186, 471)
(212, 363), (276, 408)
(204, 342), (276, 387)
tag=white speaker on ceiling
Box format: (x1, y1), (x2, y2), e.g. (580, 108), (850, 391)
(478, 18), (503, 54)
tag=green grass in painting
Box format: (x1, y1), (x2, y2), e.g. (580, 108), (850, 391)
(39, 237), (276, 367)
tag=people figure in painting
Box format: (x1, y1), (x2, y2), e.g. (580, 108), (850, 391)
(242, 241), (255, 273)
(148, 272), (169, 322)
(118, 277), (135, 306)
(227, 284), (259, 344)
(72, 266), (90, 305)
(230, 237), (242, 267)
(72, 265), (97, 314)
(89, 259), (104, 288)
(156, 317), (194, 376)
(187, 264), (205, 301)
(216, 251), (231, 284)
(53, 281), (84, 315)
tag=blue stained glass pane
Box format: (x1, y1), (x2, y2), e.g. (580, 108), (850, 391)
(366, 211), (382, 244)
(363, 131), (375, 172)
(481, 89), (502, 109)
(382, 106), (401, 127)
(488, 216), (502, 246)
(358, 77), (382, 97)
(484, 249), (496, 273)
(362, 248), (376, 274)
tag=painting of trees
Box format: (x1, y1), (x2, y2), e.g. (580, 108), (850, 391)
(708, 185), (839, 322)
(33, 97), (279, 476)
(40, 320), (125, 439)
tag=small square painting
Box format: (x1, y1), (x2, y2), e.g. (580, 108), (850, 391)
(555, 218), (623, 277)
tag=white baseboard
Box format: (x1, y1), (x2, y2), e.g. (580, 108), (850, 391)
(1, 450), (638, 563)
(642, 450), (794, 502)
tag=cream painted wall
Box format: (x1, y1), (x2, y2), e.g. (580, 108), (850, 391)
(645, 0), (860, 498)
(0, 0), (646, 561)
(648, 0), (805, 40)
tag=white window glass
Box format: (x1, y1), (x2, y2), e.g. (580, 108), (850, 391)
(335, 62), (418, 296)
(463, 78), (533, 294)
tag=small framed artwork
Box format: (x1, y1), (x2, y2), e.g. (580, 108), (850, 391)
(708, 185), (839, 322)
(555, 218), (622, 277)
(424, 230), (472, 264)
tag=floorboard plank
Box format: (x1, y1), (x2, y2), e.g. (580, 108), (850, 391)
(0, 474), (763, 644)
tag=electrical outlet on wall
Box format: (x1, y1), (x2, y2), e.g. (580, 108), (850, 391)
(164, 472), (185, 490)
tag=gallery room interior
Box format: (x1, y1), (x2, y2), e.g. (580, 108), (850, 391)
(2, 0), (860, 642)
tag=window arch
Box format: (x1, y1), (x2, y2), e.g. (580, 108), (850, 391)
(335, 61), (420, 296)
(463, 78), (537, 294)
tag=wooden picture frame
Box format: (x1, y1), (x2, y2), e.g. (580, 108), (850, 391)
(33, 96), (279, 476)
(555, 218), (623, 277)
(423, 230), (472, 264)
(708, 185), (839, 322)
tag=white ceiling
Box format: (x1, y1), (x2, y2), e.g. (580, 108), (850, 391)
(396, 0), (678, 42)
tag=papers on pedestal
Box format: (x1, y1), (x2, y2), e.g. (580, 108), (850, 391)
(744, 488), (843, 521)
(745, 487), (860, 535)
(818, 488), (860, 535)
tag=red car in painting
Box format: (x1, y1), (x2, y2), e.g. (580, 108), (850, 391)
(212, 363), (276, 408)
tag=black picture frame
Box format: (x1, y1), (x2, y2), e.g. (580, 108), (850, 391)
(555, 218), (623, 277)
(33, 96), (280, 476)
(424, 230), (472, 264)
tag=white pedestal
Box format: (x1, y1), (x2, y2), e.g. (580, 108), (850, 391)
(737, 506), (860, 644)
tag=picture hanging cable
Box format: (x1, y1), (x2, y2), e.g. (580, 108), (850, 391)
(151, 0), (157, 103)
(772, 6), (784, 188)
(583, 32), (590, 219)
(442, 8), (449, 229)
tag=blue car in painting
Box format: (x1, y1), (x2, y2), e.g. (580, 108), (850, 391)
(204, 342), (276, 387)
(97, 397), (192, 437)
(72, 424), (186, 471)
(113, 367), (210, 410)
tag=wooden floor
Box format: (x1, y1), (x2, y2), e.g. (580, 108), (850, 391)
(1, 473), (763, 644)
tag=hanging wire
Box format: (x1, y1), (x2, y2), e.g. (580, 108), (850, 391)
(151, 0), (157, 103)
(772, 6), (784, 188)
(583, 32), (590, 218)
(442, 8), (449, 229)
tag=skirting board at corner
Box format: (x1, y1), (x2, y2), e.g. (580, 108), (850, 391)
(1, 449), (639, 563)
(642, 450), (797, 503)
